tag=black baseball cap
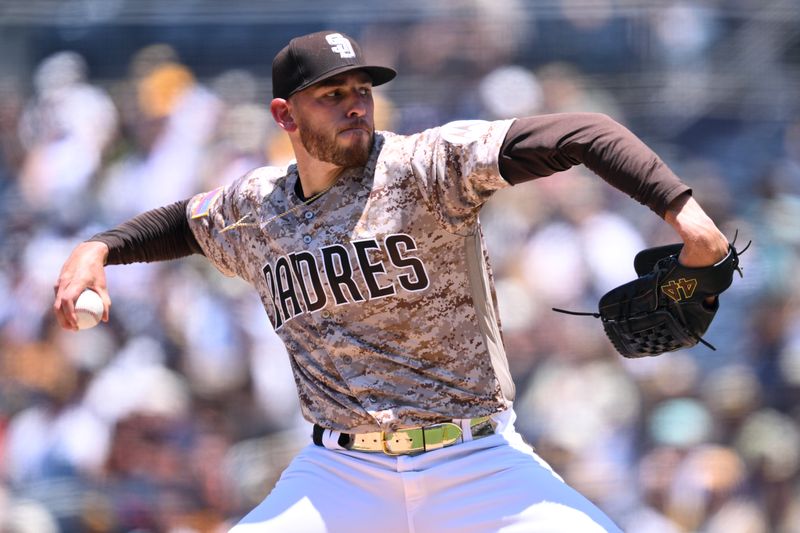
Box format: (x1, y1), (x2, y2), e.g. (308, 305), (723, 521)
(272, 31), (396, 99)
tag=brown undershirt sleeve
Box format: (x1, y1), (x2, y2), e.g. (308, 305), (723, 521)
(498, 113), (691, 217)
(88, 199), (204, 265)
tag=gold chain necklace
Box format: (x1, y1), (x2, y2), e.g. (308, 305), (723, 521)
(220, 181), (336, 234)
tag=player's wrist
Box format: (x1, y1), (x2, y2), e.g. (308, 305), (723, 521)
(80, 240), (110, 266)
(676, 231), (729, 268)
(664, 195), (727, 267)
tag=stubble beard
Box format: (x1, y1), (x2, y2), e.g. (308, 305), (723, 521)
(298, 121), (373, 168)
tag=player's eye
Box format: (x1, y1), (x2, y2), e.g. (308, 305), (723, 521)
(321, 89), (341, 99)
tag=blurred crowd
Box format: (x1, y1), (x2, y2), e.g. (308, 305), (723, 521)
(1, 2), (799, 532)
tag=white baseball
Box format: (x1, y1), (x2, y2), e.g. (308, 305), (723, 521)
(75, 289), (104, 330)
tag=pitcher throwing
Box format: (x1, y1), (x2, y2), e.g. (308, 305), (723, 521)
(54, 31), (730, 532)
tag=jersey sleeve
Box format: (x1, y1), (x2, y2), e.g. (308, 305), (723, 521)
(185, 178), (251, 279)
(89, 200), (203, 265)
(409, 119), (515, 234)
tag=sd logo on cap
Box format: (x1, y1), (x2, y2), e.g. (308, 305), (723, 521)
(272, 31), (397, 100)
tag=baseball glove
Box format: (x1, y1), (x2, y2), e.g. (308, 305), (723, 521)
(554, 239), (747, 358)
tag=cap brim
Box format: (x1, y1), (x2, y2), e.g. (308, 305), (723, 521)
(290, 64), (397, 97)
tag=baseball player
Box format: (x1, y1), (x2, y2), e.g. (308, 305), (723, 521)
(53, 31), (729, 532)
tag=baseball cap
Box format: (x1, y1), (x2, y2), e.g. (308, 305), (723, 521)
(272, 31), (396, 99)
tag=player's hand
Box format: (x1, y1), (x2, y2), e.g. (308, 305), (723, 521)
(664, 193), (729, 268)
(53, 241), (111, 331)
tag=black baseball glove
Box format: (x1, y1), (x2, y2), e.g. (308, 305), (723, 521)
(555, 239), (747, 358)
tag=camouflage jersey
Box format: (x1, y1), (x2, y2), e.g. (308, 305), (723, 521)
(187, 119), (516, 432)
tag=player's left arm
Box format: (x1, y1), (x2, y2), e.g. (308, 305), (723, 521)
(498, 113), (729, 266)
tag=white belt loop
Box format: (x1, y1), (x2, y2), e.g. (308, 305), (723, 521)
(322, 429), (347, 450)
(457, 418), (473, 442)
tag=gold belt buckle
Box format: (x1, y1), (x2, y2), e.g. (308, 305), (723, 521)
(381, 423), (464, 455)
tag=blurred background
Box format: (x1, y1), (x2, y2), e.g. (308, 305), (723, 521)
(0, 0), (799, 531)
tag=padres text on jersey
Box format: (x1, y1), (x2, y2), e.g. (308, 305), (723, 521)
(263, 234), (430, 330)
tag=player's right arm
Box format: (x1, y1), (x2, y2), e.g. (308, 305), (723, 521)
(53, 199), (202, 330)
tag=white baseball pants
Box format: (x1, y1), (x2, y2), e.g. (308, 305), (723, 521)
(229, 410), (622, 533)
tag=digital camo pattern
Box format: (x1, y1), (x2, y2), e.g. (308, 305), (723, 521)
(187, 119), (516, 432)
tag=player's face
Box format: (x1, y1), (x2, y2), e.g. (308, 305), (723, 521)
(290, 71), (375, 168)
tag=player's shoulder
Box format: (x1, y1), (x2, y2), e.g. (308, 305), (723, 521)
(437, 119), (514, 145)
(381, 119), (515, 150)
(189, 163), (293, 220)
(233, 163), (294, 199)
(226, 163), (294, 203)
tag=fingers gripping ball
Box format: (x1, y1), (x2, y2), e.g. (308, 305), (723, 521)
(75, 289), (104, 330)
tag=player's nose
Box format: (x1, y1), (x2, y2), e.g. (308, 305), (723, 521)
(345, 91), (369, 118)
(346, 102), (366, 118)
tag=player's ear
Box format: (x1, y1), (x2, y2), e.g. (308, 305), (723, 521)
(270, 98), (297, 132)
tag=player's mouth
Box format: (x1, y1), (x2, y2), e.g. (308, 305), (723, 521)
(339, 120), (372, 136)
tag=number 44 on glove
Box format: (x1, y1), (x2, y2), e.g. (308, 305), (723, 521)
(554, 236), (749, 358)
